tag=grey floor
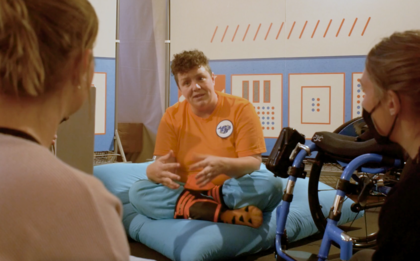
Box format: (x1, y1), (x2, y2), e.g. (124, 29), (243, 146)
(130, 168), (380, 261)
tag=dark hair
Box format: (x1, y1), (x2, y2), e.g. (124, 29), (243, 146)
(171, 50), (212, 84)
(366, 30), (420, 114)
(0, 0), (98, 97)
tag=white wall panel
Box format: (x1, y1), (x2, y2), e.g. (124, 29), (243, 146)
(171, 0), (420, 59)
(89, 0), (117, 58)
(289, 73), (344, 139)
(231, 74), (282, 138)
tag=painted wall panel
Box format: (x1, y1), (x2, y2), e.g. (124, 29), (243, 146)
(89, 0), (117, 58)
(172, 0), (420, 59)
(231, 74), (282, 138)
(91, 72), (107, 135)
(289, 73), (345, 139)
(94, 58), (115, 152)
(170, 56), (365, 155)
(351, 72), (364, 119)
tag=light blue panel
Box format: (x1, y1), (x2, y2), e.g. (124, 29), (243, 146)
(94, 57), (116, 152)
(170, 56), (366, 155)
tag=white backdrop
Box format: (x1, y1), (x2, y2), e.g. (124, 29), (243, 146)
(171, 0), (420, 59)
(89, 0), (117, 58)
(117, 0), (167, 160)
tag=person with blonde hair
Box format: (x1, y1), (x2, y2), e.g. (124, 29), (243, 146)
(350, 30), (420, 260)
(0, 0), (129, 260)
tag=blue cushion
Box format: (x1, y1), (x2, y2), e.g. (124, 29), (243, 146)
(94, 162), (360, 261)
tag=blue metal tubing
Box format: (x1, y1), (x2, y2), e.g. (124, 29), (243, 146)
(275, 143), (317, 260)
(318, 219), (353, 261)
(317, 153), (402, 260)
(340, 153), (402, 182)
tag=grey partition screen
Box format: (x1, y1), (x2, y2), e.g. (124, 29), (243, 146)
(56, 87), (96, 174)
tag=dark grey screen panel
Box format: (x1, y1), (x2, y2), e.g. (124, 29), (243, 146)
(57, 87), (96, 174)
(253, 81), (259, 102)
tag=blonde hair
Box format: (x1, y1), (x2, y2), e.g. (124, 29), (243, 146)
(0, 0), (98, 97)
(366, 30), (420, 112)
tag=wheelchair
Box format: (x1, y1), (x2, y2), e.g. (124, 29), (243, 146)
(266, 117), (405, 261)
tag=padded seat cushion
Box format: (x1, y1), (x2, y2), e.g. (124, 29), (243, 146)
(94, 162), (360, 261)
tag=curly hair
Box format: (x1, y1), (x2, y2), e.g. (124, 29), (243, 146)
(171, 50), (212, 85)
(366, 30), (420, 114)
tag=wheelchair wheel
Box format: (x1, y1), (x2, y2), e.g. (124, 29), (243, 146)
(308, 117), (384, 249)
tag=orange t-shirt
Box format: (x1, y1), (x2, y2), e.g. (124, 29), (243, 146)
(154, 91), (266, 190)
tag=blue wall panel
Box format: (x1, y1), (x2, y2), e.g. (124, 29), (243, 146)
(170, 56), (366, 155)
(94, 57), (116, 152)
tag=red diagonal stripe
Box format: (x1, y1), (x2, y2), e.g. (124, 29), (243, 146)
(324, 19), (332, 38)
(336, 19), (345, 37)
(287, 21), (296, 39)
(312, 20), (320, 38)
(211, 26), (218, 43)
(243, 24), (250, 41)
(349, 18), (358, 36)
(265, 23), (273, 40)
(299, 21), (308, 39)
(221, 25), (229, 42)
(232, 25), (239, 42)
(362, 17), (371, 36)
(276, 22), (284, 40)
(254, 23), (262, 41)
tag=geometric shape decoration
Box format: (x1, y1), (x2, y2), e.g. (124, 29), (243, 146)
(351, 72), (364, 119)
(264, 81), (271, 103)
(243, 81), (249, 100)
(253, 81), (260, 102)
(231, 74), (282, 138)
(289, 73), (344, 139)
(301, 86), (331, 124)
(91, 72), (107, 135)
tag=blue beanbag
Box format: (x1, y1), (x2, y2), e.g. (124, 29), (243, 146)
(94, 162), (360, 261)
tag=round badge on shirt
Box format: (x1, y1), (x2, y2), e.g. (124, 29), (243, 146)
(216, 120), (233, 138)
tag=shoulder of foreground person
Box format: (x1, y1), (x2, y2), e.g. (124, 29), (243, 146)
(0, 137), (130, 260)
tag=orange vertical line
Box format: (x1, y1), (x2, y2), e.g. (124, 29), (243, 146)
(265, 23), (273, 40)
(336, 19), (345, 37)
(232, 25), (239, 42)
(324, 19), (332, 38)
(342, 74), (345, 124)
(362, 17), (371, 36)
(349, 18), (358, 36)
(243, 24), (250, 41)
(254, 23), (262, 41)
(300, 86), (304, 125)
(287, 21), (296, 39)
(311, 20), (320, 38)
(329, 86), (332, 124)
(221, 25), (229, 42)
(211, 26), (218, 43)
(276, 22), (284, 40)
(299, 21), (308, 39)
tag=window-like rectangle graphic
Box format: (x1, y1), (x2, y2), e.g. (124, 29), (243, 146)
(264, 81), (270, 103)
(242, 81), (249, 100)
(253, 81), (260, 102)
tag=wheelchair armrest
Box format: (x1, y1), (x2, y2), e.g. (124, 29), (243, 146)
(311, 132), (405, 163)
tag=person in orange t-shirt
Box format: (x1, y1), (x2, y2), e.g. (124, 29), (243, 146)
(129, 50), (283, 228)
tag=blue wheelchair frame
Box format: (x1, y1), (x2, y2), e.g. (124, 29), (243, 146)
(275, 143), (402, 261)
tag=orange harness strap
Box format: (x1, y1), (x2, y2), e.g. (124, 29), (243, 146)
(174, 190), (224, 223)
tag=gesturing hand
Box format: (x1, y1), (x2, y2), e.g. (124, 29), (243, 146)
(147, 150), (181, 189)
(189, 154), (227, 187)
